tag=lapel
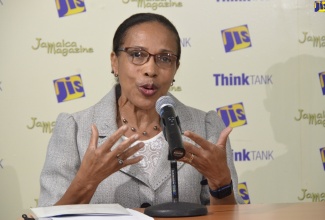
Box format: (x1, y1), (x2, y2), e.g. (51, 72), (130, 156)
(92, 86), (118, 139)
(90, 85), (150, 186)
(91, 87), (196, 190)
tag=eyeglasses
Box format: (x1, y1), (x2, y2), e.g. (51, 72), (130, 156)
(117, 47), (178, 68)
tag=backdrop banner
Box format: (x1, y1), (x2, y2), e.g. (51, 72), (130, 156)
(0, 0), (324, 219)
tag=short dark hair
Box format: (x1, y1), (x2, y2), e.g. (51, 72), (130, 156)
(112, 13), (181, 63)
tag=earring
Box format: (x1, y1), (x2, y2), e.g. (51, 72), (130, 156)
(111, 70), (118, 77)
(171, 79), (175, 86)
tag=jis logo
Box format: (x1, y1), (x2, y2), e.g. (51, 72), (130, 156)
(216, 102), (247, 128)
(238, 182), (250, 204)
(56, 0), (86, 17)
(320, 147), (325, 170)
(53, 74), (85, 103)
(221, 25), (251, 53)
(315, 1), (325, 12)
(319, 72), (325, 95)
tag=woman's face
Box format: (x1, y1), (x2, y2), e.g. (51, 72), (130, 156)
(111, 21), (179, 110)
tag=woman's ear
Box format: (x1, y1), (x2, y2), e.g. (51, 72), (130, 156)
(110, 52), (118, 73)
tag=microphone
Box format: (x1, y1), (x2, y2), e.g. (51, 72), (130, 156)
(155, 96), (185, 160)
(145, 96), (207, 217)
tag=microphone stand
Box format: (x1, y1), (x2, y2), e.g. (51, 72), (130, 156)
(144, 153), (208, 217)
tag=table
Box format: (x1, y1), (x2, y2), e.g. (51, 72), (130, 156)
(138, 202), (325, 220)
(20, 202), (325, 220)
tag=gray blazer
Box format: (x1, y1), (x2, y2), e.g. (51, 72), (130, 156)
(38, 85), (243, 207)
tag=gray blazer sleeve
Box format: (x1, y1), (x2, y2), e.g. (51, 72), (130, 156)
(38, 113), (81, 207)
(205, 110), (244, 204)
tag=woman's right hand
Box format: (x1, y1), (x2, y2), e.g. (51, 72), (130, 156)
(55, 124), (144, 205)
(77, 124), (144, 187)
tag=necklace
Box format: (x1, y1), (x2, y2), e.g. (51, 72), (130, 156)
(121, 117), (160, 136)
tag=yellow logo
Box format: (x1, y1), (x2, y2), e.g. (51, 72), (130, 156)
(56, 0), (86, 17)
(32, 38), (94, 56)
(320, 147), (325, 170)
(122, 0), (183, 10)
(221, 25), (251, 53)
(238, 182), (250, 204)
(216, 102), (247, 128)
(27, 117), (56, 133)
(53, 74), (85, 103)
(315, 1), (325, 12)
(294, 109), (325, 127)
(319, 72), (325, 95)
(298, 189), (325, 202)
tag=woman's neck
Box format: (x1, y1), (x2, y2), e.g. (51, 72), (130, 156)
(117, 97), (161, 140)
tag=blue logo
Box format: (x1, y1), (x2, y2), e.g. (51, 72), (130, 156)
(315, 1), (325, 12)
(320, 147), (325, 170)
(233, 149), (274, 161)
(221, 25), (252, 53)
(238, 182), (250, 204)
(216, 102), (247, 128)
(319, 72), (325, 95)
(56, 0), (86, 17)
(53, 74), (85, 103)
(213, 73), (273, 86)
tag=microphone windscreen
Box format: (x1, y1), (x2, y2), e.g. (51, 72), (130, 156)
(155, 96), (176, 115)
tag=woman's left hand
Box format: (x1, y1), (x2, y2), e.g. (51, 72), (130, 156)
(179, 127), (232, 190)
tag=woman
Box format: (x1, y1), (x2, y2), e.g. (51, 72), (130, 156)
(38, 12), (243, 208)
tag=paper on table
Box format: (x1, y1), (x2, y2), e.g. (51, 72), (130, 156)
(30, 204), (132, 218)
(50, 209), (153, 220)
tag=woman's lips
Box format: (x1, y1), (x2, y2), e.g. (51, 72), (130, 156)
(138, 84), (158, 96)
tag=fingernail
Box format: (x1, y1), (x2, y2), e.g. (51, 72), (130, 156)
(122, 125), (128, 130)
(133, 134), (139, 140)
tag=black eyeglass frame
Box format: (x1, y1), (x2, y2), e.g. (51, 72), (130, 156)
(117, 47), (179, 68)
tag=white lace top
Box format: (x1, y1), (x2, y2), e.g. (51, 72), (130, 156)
(122, 132), (167, 177)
